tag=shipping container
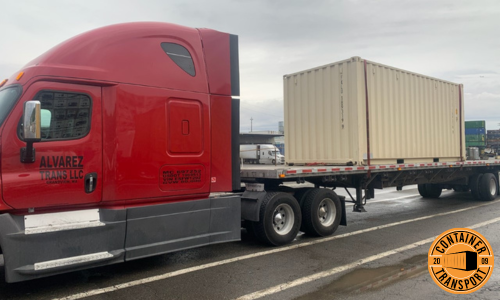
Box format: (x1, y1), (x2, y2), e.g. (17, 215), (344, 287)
(465, 120), (485, 129)
(466, 141), (486, 147)
(465, 128), (485, 135)
(284, 56), (465, 165)
(465, 135), (485, 142)
(487, 130), (500, 138)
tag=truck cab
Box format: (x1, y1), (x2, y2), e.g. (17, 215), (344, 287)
(0, 22), (241, 283)
(240, 144), (285, 164)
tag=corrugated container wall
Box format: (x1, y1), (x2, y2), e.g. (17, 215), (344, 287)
(464, 121), (486, 148)
(284, 57), (465, 165)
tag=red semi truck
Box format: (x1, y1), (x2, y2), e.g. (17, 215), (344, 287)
(0, 22), (499, 283)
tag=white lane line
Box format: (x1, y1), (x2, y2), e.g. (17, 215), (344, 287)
(53, 199), (500, 300)
(368, 194), (420, 203)
(367, 190), (455, 204)
(236, 216), (500, 300)
(336, 187), (418, 197)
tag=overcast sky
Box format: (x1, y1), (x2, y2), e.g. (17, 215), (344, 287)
(1, 0), (499, 131)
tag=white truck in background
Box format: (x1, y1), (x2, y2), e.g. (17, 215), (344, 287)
(240, 144), (284, 165)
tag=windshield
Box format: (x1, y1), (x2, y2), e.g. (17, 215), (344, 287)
(0, 86), (22, 127)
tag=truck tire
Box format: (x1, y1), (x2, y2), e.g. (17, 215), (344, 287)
(418, 184), (442, 198)
(478, 173), (498, 201)
(469, 174), (483, 200)
(294, 188), (314, 232)
(272, 159), (276, 165)
(301, 189), (342, 237)
(294, 188), (314, 208)
(418, 184), (430, 197)
(252, 192), (301, 246)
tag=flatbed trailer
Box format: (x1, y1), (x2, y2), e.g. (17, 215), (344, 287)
(239, 160), (500, 238)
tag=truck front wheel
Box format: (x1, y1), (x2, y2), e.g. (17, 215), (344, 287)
(302, 189), (341, 237)
(253, 192), (301, 246)
(478, 173), (498, 201)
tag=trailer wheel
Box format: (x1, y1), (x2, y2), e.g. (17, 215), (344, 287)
(294, 188), (314, 208)
(469, 174), (483, 200)
(302, 189), (341, 237)
(253, 192), (301, 246)
(418, 184), (442, 198)
(294, 188), (314, 232)
(478, 173), (498, 201)
(418, 184), (430, 197)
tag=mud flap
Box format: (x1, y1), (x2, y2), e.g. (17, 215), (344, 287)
(339, 195), (347, 226)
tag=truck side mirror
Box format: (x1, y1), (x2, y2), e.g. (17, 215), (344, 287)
(21, 101), (41, 163)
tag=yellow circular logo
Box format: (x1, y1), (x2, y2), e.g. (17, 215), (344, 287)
(428, 228), (494, 294)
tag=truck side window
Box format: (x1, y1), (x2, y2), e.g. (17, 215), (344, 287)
(161, 43), (196, 76)
(23, 91), (92, 141)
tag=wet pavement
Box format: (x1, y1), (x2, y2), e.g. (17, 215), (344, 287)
(0, 184), (499, 300)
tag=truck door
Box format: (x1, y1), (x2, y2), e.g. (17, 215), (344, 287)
(1, 82), (102, 209)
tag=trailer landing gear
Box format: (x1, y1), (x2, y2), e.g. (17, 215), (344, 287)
(345, 186), (367, 212)
(353, 186), (367, 212)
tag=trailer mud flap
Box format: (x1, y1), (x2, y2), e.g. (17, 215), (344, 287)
(339, 195), (347, 226)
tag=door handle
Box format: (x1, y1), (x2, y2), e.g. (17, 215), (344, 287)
(85, 172), (98, 193)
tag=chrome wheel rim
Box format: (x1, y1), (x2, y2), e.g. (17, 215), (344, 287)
(490, 178), (496, 195)
(273, 204), (294, 235)
(318, 198), (336, 227)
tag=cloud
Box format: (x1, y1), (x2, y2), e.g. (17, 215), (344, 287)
(1, 0), (500, 131)
(240, 98), (284, 132)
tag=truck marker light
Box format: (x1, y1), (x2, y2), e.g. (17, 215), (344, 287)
(279, 174), (285, 178)
(16, 71), (24, 81)
(398, 167), (402, 171)
(0, 79), (6, 87)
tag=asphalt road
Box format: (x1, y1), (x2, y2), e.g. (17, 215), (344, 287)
(1, 184), (499, 300)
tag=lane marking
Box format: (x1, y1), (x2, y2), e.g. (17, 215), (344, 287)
(336, 187), (418, 197)
(368, 190), (456, 203)
(236, 216), (500, 300)
(368, 194), (420, 203)
(53, 199), (500, 300)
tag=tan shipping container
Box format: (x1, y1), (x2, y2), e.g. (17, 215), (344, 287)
(284, 56), (465, 165)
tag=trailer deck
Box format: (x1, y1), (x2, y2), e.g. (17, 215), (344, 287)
(241, 160), (500, 213)
(241, 160), (500, 180)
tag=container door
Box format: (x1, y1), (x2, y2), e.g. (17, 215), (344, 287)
(1, 82), (102, 209)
